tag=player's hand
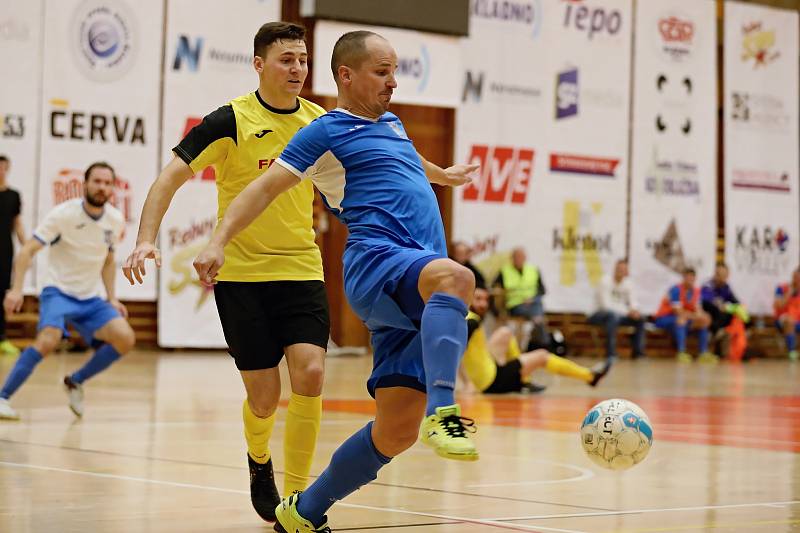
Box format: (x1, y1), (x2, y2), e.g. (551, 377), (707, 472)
(109, 298), (129, 319)
(3, 289), (23, 315)
(122, 242), (162, 285)
(441, 163), (480, 187)
(193, 244), (225, 286)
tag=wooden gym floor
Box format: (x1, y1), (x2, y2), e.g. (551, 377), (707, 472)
(0, 350), (798, 532)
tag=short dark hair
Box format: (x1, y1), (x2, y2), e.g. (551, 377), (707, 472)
(253, 22), (306, 57)
(0, 155), (8, 164)
(683, 266), (696, 275)
(84, 161), (115, 181)
(715, 262), (729, 270)
(331, 30), (380, 81)
(616, 258), (628, 266)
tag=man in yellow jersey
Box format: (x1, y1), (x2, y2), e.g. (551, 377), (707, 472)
(121, 23), (327, 523)
(461, 287), (611, 393)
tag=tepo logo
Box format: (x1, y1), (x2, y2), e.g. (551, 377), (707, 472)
(173, 35), (203, 71)
(562, 0), (622, 40)
(462, 145), (534, 204)
(71, 0), (138, 83)
(396, 45), (430, 92)
(556, 68), (578, 119)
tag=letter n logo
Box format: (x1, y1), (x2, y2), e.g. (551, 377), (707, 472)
(173, 35), (203, 72)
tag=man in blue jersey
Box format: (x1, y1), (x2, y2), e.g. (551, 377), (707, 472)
(194, 30), (478, 532)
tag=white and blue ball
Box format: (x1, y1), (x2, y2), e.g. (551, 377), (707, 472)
(580, 398), (653, 471)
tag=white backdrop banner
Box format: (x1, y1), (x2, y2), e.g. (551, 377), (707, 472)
(0, 1), (43, 293)
(37, 0), (163, 301)
(313, 20), (462, 108)
(629, 0), (718, 313)
(158, 0), (280, 348)
(724, 1), (800, 314)
(454, 0), (632, 313)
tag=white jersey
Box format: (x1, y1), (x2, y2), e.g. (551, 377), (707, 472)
(33, 198), (125, 300)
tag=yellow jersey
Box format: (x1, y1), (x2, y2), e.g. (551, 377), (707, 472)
(173, 91), (325, 282)
(462, 312), (498, 392)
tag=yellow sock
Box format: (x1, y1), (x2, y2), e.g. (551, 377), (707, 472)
(242, 399), (275, 464)
(544, 354), (593, 383)
(283, 393), (322, 495)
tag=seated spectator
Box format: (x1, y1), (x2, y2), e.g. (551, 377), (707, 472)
(587, 259), (646, 360)
(701, 263), (749, 361)
(450, 241), (485, 289)
(459, 287), (611, 394)
(493, 247), (547, 349)
(654, 267), (716, 364)
(774, 267), (800, 361)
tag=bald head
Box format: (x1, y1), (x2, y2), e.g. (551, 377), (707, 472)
(331, 30), (384, 84)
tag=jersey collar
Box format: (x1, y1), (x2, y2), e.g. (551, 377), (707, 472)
(255, 90), (300, 114)
(334, 108), (381, 122)
(81, 200), (104, 221)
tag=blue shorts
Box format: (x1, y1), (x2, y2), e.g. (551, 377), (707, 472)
(342, 240), (443, 397)
(38, 286), (120, 344)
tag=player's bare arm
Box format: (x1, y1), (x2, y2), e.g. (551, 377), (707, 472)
(13, 215), (25, 244)
(193, 164), (300, 285)
(2, 238), (43, 314)
(417, 152), (478, 187)
(102, 251), (128, 318)
(122, 156), (195, 285)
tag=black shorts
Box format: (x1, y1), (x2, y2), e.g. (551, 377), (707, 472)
(483, 359), (524, 394)
(213, 280), (330, 371)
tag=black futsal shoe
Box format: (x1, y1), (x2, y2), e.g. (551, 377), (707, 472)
(248, 455), (281, 522)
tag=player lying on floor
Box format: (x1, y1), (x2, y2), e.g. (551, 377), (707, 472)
(459, 287), (611, 394)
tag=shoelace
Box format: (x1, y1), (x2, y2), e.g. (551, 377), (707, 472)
(439, 415), (477, 438)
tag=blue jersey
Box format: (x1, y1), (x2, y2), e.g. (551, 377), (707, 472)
(277, 109), (451, 393)
(276, 109), (446, 255)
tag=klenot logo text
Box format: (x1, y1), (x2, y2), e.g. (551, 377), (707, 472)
(553, 201), (611, 287)
(462, 145), (534, 204)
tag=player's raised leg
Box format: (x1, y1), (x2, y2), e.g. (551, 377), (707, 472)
(415, 258), (478, 460)
(275, 387), (425, 533)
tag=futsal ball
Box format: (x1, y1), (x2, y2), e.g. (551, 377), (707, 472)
(580, 398), (653, 471)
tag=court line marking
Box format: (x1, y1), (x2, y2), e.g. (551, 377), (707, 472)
(609, 518), (800, 533)
(467, 460), (594, 488)
(0, 438), (611, 512)
(0, 460), (588, 533)
(487, 500), (800, 522)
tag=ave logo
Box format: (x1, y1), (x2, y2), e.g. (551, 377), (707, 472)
(462, 145), (534, 204)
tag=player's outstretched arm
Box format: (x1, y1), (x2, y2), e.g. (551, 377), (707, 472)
(417, 152), (479, 187)
(122, 156), (195, 285)
(3, 238), (43, 314)
(193, 165), (301, 285)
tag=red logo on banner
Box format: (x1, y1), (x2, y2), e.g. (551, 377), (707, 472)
(549, 153), (619, 178)
(182, 117), (216, 181)
(659, 17), (694, 43)
(462, 145), (534, 204)
(52, 168), (133, 222)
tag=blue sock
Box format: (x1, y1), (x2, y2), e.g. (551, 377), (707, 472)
(421, 293), (468, 416)
(674, 324), (687, 352)
(698, 328), (710, 353)
(787, 333), (797, 352)
(297, 421), (390, 525)
(70, 344), (121, 385)
(0, 347), (43, 399)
